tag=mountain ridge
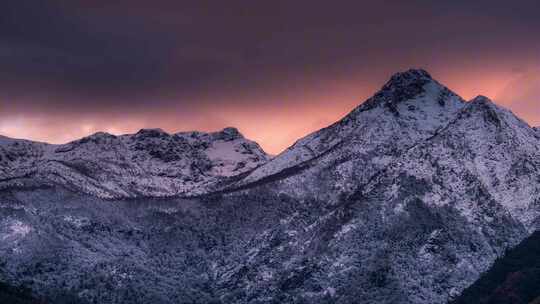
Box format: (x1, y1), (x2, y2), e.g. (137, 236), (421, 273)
(0, 127), (269, 199)
(0, 68), (539, 304)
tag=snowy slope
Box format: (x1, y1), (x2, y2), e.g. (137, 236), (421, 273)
(206, 71), (540, 303)
(383, 96), (540, 230)
(236, 69), (466, 202)
(0, 128), (268, 198)
(232, 71), (540, 229)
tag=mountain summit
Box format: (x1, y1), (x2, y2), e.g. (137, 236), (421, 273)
(359, 68), (448, 113)
(238, 68), (465, 190)
(1, 69), (539, 304)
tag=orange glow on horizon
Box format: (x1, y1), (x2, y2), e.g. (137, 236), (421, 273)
(1, 68), (538, 155)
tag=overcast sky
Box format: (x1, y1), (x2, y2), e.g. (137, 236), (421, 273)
(1, 0), (539, 153)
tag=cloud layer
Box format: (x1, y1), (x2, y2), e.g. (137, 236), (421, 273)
(1, 0), (539, 153)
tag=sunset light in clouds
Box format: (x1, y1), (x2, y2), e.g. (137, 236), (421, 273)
(1, 0), (539, 154)
(2, 66), (538, 154)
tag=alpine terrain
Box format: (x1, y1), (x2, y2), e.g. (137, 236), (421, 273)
(0, 69), (539, 304)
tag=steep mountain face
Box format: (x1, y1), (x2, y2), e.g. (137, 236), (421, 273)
(211, 84), (539, 302)
(0, 128), (268, 198)
(0, 69), (539, 304)
(388, 96), (540, 230)
(237, 69), (466, 203)
(451, 231), (540, 304)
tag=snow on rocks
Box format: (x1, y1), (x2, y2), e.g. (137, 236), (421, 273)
(0, 127), (269, 198)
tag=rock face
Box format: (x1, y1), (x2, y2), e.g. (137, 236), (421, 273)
(0, 128), (269, 198)
(0, 69), (539, 304)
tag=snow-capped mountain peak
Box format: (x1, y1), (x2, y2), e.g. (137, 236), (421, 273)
(239, 69), (465, 187)
(378, 68), (433, 99)
(461, 95), (537, 137)
(466, 95), (506, 122)
(358, 68), (443, 113)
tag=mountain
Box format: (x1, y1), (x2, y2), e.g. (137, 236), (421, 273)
(0, 127), (268, 198)
(236, 72), (539, 231)
(238, 69), (466, 194)
(451, 231), (540, 304)
(0, 69), (539, 304)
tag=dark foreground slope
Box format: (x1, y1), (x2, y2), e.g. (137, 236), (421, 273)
(0, 281), (43, 304)
(0, 280), (86, 304)
(452, 231), (540, 304)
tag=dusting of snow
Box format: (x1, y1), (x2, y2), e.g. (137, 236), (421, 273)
(0, 69), (538, 304)
(63, 215), (90, 228)
(1, 219), (32, 242)
(0, 127), (269, 198)
(334, 222), (357, 239)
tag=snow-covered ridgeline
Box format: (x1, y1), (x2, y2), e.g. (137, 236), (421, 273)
(0, 127), (268, 198)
